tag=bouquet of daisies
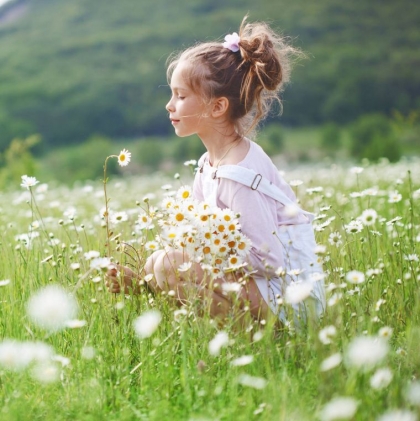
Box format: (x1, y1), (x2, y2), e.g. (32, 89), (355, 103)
(139, 186), (251, 280)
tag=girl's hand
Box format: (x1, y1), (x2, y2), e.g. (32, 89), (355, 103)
(105, 264), (140, 294)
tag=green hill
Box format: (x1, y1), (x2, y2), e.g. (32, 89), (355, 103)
(0, 0), (419, 151)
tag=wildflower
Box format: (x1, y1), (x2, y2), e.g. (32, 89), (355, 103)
(359, 209), (378, 226)
(237, 374), (267, 389)
(344, 220), (363, 234)
(320, 397), (358, 421)
(31, 362), (60, 384)
(320, 353), (342, 372)
(252, 331), (264, 342)
(314, 244), (327, 254)
(221, 282), (242, 294)
(90, 257), (112, 271)
(370, 367), (393, 390)
(70, 263), (80, 271)
(65, 319), (87, 328)
(328, 292), (342, 307)
(208, 331), (229, 356)
(375, 299), (386, 311)
(84, 250), (101, 260)
(346, 336), (389, 370)
(184, 159), (197, 167)
(176, 186), (192, 200)
(377, 410), (417, 421)
(133, 310), (162, 339)
(230, 355), (254, 367)
(27, 285), (78, 332)
(388, 191), (402, 203)
(386, 216), (403, 225)
(345, 270), (365, 284)
(350, 166), (364, 174)
(306, 186), (323, 194)
(319, 325), (337, 345)
(378, 326), (393, 340)
(117, 149), (131, 167)
(178, 262), (192, 272)
(404, 254), (419, 262)
(0, 340), (54, 371)
(285, 281), (313, 304)
(110, 211), (128, 224)
(138, 213), (154, 230)
(81, 346), (96, 360)
(20, 175), (39, 189)
(406, 381), (420, 406)
(0, 279), (10, 287)
(328, 232), (343, 247)
(289, 179), (303, 186)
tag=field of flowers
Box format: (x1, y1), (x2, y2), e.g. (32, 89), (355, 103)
(0, 154), (419, 421)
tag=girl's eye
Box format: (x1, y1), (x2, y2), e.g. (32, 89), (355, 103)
(178, 96), (185, 100)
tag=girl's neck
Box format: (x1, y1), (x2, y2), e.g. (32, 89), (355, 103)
(202, 134), (248, 167)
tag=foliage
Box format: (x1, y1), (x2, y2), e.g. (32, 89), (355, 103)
(0, 159), (419, 420)
(349, 113), (402, 163)
(0, 134), (40, 189)
(0, 0), (419, 150)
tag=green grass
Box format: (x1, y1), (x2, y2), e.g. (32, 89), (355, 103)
(0, 157), (419, 420)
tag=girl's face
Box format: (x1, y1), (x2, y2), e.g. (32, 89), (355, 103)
(166, 63), (212, 138)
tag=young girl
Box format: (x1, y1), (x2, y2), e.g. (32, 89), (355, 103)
(107, 18), (326, 324)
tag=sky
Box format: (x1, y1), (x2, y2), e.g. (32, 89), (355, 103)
(0, 0), (11, 7)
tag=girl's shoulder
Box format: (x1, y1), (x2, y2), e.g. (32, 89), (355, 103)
(239, 141), (279, 176)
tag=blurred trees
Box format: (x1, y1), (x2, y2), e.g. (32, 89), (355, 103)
(0, 0), (419, 152)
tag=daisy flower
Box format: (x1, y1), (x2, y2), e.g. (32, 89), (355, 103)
(144, 240), (160, 252)
(345, 270), (365, 284)
(117, 149), (131, 167)
(344, 220), (364, 234)
(133, 310), (162, 339)
(176, 185), (192, 200)
(359, 209), (378, 226)
(328, 231), (343, 247)
(20, 175), (39, 190)
(110, 211), (128, 224)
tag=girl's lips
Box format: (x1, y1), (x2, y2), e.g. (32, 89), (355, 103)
(171, 119), (180, 125)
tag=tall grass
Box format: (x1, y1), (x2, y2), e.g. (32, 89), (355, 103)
(0, 157), (419, 421)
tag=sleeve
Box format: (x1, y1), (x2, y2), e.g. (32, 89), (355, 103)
(225, 182), (284, 277)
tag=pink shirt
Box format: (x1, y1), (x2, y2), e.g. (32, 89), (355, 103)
(193, 141), (308, 277)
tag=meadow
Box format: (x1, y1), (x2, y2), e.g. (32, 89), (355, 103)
(0, 153), (419, 421)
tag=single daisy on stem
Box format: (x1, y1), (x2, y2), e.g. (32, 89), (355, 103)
(103, 149), (131, 256)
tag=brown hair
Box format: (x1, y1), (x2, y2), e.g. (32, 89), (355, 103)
(167, 17), (302, 137)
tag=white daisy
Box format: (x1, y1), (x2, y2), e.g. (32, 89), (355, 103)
(117, 149), (131, 167)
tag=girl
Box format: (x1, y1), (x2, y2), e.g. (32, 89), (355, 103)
(106, 18), (326, 324)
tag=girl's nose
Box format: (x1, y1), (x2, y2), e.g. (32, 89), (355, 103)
(166, 98), (174, 113)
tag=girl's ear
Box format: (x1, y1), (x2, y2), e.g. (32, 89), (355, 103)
(211, 97), (230, 118)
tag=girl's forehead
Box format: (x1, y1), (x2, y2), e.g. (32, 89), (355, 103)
(170, 63), (191, 88)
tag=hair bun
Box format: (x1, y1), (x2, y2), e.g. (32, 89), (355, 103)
(239, 21), (283, 91)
